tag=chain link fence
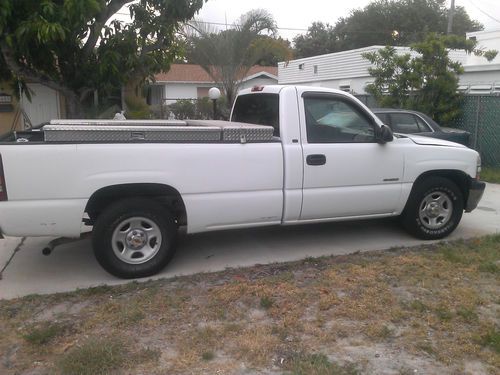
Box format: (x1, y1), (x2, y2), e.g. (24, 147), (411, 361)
(450, 95), (500, 167)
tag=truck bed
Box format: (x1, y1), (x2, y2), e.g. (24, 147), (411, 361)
(1, 120), (276, 144)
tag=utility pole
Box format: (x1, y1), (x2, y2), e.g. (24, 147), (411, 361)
(447, 0), (456, 34)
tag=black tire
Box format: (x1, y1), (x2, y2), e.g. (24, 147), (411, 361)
(92, 198), (177, 279)
(401, 176), (464, 240)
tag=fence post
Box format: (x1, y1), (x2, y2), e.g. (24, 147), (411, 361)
(473, 95), (480, 150)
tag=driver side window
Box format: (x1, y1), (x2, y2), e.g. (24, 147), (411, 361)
(304, 96), (375, 143)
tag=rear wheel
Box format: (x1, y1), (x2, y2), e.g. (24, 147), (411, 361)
(92, 198), (177, 278)
(401, 177), (463, 240)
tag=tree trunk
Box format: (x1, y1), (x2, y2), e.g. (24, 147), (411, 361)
(65, 91), (85, 119)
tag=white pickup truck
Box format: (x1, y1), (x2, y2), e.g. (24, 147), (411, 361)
(0, 86), (485, 278)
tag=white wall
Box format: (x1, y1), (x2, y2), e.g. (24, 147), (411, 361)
(278, 42), (498, 95)
(459, 69), (500, 90)
(279, 46), (380, 85)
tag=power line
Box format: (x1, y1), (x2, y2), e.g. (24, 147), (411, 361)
(190, 20), (308, 32)
(464, 0), (500, 24)
(114, 12), (308, 32)
(112, 15), (437, 36)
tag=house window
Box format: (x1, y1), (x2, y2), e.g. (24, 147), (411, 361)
(313, 65), (318, 74)
(299, 63), (305, 70)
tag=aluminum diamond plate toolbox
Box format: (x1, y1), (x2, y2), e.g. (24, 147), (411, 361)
(49, 119), (187, 127)
(221, 126), (274, 142)
(43, 125), (221, 143)
(186, 120), (275, 142)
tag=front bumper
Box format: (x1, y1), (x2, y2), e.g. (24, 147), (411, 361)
(465, 179), (486, 212)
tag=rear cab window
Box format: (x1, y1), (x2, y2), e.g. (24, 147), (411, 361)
(231, 94), (280, 136)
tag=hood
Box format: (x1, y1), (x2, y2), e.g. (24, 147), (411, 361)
(403, 134), (467, 148)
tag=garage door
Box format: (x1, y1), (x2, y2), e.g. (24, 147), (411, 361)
(22, 84), (60, 127)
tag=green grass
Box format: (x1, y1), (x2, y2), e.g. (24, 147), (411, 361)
(56, 337), (127, 375)
(416, 342), (435, 355)
(408, 300), (428, 313)
(456, 307), (478, 323)
(481, 167), (500, 184)
(288, 353), (359, 375)
(22, 322), (67, 345)
(478, 261), (499, 274)
(435, 307), (453, 321)
(202, 351), (215, 361)
(115, 304), (145, 327)
(481, 328), (500, 353)
(260, 296), (274, 309)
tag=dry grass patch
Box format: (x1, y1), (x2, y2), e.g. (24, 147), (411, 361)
(0, 235), (499, 374)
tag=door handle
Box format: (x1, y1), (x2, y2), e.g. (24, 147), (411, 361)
(306, 154), (326, 166)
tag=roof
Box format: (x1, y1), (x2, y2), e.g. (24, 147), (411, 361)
(155, 64), (278, 83)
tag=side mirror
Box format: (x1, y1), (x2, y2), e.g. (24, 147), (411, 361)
(377, 124), (394, 144)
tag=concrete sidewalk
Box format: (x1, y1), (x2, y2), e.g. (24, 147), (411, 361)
(1, 183), (499, 299)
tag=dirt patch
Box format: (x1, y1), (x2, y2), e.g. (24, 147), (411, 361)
(0, 235), (499, 374)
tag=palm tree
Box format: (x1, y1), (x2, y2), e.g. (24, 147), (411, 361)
(185, 9), (290, 107)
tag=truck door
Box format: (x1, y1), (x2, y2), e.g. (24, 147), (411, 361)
(299, 92), (404, 220)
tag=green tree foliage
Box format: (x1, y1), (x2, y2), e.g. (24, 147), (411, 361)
(185, 9), (292, 107)
(294, 0), (483, 58)
(253, 36), (292, 67)
(293, 22), (338, 59)
(0, 0), (205, 118)
(363, 33), (495, 125)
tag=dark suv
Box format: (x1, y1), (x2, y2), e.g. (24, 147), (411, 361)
(372, 108), (470, 146)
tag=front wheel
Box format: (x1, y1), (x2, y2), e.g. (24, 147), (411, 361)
(401, 177), (463, 240)
(92, 198), (177, 278)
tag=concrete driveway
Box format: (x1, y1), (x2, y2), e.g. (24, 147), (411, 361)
(1, 183), (499, 299)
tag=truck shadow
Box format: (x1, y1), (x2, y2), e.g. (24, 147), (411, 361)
(0, 219), (424, 298)
(169, 218), (413, 272)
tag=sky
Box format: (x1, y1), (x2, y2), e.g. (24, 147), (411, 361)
(195, 0), (500, 41)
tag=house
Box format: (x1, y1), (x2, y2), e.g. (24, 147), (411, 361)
(278, 29), (500, 95)
(149, 64), (278, 105)
(0, 82), (64, 134)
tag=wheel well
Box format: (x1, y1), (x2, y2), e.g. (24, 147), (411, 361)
(85, 184), (187, 226)
(413, 170), (470, 205)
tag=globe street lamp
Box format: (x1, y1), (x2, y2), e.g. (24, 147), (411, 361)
(208, 87), (221, 120)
